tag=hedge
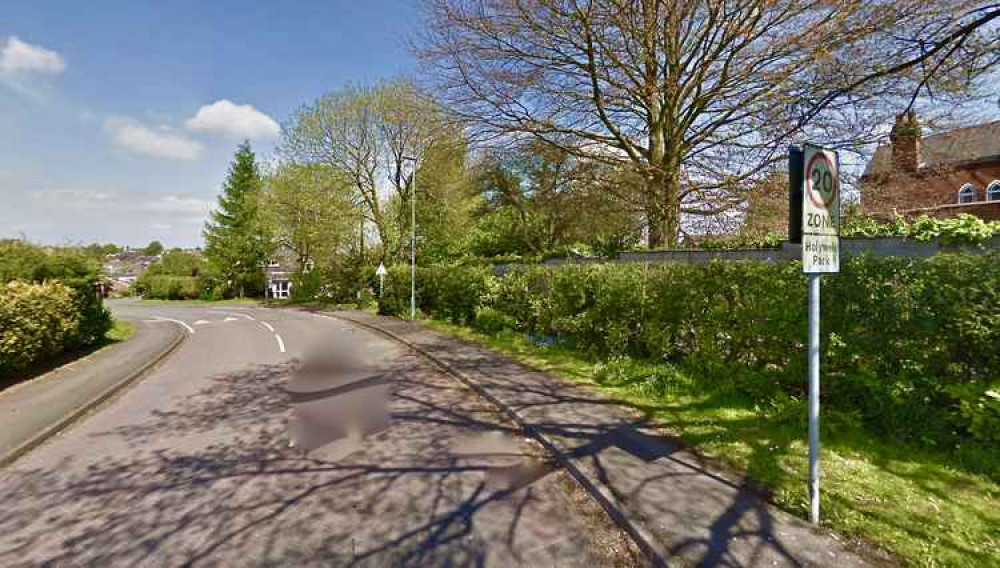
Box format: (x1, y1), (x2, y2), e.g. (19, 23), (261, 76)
(380, 255), (1000, 446)
(0, 281), (85, 375)
(135, 275), (202, 300)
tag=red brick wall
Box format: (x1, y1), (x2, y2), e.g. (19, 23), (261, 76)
(862, 160), (1000, 215)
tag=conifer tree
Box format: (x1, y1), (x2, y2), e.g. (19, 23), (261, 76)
(203, 141), (269, 297)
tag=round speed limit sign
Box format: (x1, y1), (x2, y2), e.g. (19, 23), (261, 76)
(806, 152), (838, 210)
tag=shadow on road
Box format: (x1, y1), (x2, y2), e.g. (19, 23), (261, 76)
(0, 355), (638, 567)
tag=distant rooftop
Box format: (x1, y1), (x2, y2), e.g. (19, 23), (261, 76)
(864, 120), (1000, 177)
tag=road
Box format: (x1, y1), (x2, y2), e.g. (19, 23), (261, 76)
(0, 301), (636, 567)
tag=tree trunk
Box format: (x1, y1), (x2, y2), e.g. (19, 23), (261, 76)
(644, 163), (682, 248)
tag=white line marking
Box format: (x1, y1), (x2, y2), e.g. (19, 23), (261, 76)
(194, 320), (210, 326)
(153, 316), (194, 334)
(224, 317), (240, 322)
(274, 334), (286, 353)
(260, 321), (275, 332)
(210, 310), (255, 321)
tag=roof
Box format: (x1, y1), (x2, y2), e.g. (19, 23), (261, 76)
(864, 120), (1000, 177)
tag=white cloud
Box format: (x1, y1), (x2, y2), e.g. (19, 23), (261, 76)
(141, 195), (214, 216)
(0, 36), (66, 75)
(105, 118), (204, 160)
(185, 99), (280, 140)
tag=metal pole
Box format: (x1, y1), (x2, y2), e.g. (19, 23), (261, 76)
(410, 168), (417, 321)
(808, 273), (821, 524)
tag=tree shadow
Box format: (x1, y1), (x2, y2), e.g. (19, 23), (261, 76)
(0, 355), (635, 567)
(391, 337), (877, 567)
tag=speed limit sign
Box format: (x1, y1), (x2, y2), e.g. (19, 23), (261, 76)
(802, 145), (840, 273)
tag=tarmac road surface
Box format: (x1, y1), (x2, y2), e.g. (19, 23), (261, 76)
(0, 301), (638, 567)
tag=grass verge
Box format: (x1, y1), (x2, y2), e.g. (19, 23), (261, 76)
(425, 320), (999, 567)
(106, 319), (135, 343)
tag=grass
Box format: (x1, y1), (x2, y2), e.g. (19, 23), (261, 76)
(425, 320), (1000, 567)
(1, 318), (136, 392)
(106, 319), (135, 343)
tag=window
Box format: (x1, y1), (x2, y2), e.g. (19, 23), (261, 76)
(958, 184), (977, 204)
(988, 181), (1000, 202)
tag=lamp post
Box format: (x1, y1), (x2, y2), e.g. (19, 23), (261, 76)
(402, 156), (418, 320)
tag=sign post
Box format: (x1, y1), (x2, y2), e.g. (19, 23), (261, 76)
(375, 262), (388, 298)
(800, 144), (840, 525)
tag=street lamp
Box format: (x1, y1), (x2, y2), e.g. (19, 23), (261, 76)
(401, 155), (418, 320)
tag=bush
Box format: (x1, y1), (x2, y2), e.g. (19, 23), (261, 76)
(0, 281), (83, 375)
(381, 254), (1000, 447)
(0, 241), (112, 370)
(473, 306), (516, 335)
(136, 275), (202, 300)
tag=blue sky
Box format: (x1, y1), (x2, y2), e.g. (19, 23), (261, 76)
(0, 1), (419, 248)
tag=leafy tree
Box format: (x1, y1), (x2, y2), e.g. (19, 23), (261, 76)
(203, 142), (270, 297)
(145, 249), (204, 277)
(280, 78), (451, 263)
(262, 163), (357, 272)
(469, 141), (640, 257)
(142, 240), (164, 256)
(81, 243), (121, 258)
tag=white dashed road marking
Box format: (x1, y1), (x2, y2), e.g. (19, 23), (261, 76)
(274, 334), (286, 353)
(260, 322), (275, 333)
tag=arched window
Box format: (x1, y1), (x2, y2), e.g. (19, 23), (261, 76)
(958, 184), (977, 204)
(988, 181), (1000, 202)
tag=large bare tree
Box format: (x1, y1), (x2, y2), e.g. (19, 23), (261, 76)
(417, 0), (999, 246)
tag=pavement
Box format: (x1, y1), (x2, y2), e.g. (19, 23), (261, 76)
(0, 313), (184, 465)
(327, 310), (881, 568)
(0, 301), (637, 567)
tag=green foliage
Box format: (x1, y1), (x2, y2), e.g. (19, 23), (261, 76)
(688, 233), (786, 250)
(842, 214), (1000, 245)
(0, 281), (81, 375)
(134, 250), (207, 300)
(145, 249), (204, 277)
(203, 142), (270, 298)
(473, 306), (516, 335)
(142, 240), (164, 256)
(135, 275), (201, 300)
(382, 255), (1000, 449)
(0, 240), (111, 354)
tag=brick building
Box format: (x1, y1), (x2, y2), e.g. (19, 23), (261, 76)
(861, 112), (1000, 220)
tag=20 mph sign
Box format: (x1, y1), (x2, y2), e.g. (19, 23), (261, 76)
(802, 145), (840, 273)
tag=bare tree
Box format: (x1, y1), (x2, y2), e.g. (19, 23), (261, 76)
(417, 0), (999, 246)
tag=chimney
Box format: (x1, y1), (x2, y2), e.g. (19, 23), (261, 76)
(889, 110), (921, 173)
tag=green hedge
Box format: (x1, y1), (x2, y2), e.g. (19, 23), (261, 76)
(0, 241), (112, 377)
(380, 255), (1000, 446)
(135, 275), (202, 300)
(0, 281), (86, 375)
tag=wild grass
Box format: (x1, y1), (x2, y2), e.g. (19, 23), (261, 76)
(426, 320), (1000, 567)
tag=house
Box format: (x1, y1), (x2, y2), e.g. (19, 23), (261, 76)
(103, 250), (161, 288)
(265, 247), (303, 299)
(861, 112), (1000, 220)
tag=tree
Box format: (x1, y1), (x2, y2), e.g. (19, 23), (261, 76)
(146, 249), (204, 277)
(203, 142), (269, 297)
(280, 79), (453, 262)
(417, 0), (998, 246)
(142, 240), (164, 256)
(470, 140), (640, 257)
(262, 163), (357, 271)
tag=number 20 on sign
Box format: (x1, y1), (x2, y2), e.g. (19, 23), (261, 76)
(802, 145), (840, 274)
